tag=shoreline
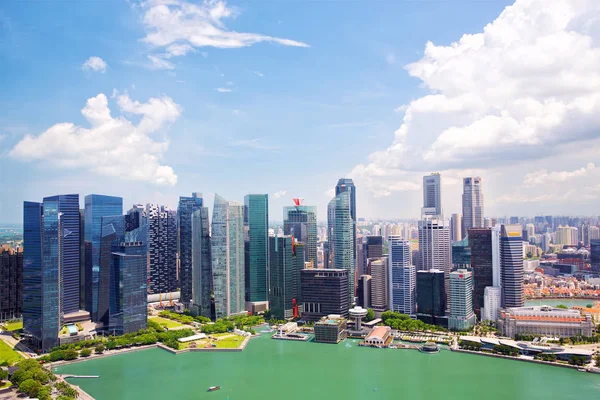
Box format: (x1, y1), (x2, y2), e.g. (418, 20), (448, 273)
(525, 297), (599, 302)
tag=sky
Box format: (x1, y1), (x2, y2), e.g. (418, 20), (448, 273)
(2, 0), (600, 223)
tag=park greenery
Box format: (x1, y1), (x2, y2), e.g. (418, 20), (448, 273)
(535, 353), (557, 362)
(380, 311), (446, 332)
(586, 304), (594, 308)
(0, 338), (23, 365)
(493, 344), (519, 357)
(556, 304), (569, 309)
(9, 358), (80, 400)
(365, 308), (375, 322)
(458, 340), (483, 351)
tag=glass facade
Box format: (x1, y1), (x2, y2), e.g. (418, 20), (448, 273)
(500, 225), (524, 308)
(0, 247), (23, 321)
(468, 229), (492, 318)
(192, 207), (212, 318)
(23, 202), (43, 348)
(147, 205), (177, 294)
(301, 269), (349, 322)
(283, 205), (317, 268)
(244, 194), (269, 303)
(269, 236), (294, 319)
(42, 200), (60, 351)
(451, 235), (471, 268)
(84, 194), (123, 320)
(178, 193), (204, 304)
(416, 270), (446, 326)
(335, 178), (356, 262)
(327, 191), (355, 300)
(99, 215), (125, 324)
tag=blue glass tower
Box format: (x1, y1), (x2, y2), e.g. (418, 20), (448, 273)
(178, 193), (203, 305)
(327, 191), (355, 300)
(335, 178), (356, 263)
(244, 194), (269, 303)
(84, 194), (123, 321)
(192, 206), (212, 318)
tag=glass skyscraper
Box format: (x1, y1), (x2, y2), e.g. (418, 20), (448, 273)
(212, 194), (245, 319)
(327, 191), (355, 300)
(147, 204), (177, 294)
(192, 205), (212, 318)
(98, 215), (126, 325)
(500, 224), (524, 308)
(244, 194), (269, 303)
(335, 178), (356, 262)
(269, 236), (294, 319)
(84, 194), (123, 321)
(388, 236), (415, 316)
(283, 203), (317, 268)
(178, 193), (204, 305)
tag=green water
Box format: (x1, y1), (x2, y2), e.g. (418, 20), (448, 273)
(56, 334), (600, 400)
(525, 299), (595, 307)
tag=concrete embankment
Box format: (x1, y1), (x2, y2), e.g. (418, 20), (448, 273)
(452, 348), (586, 371)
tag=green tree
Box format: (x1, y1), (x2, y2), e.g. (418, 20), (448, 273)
(37, 386), (52, 400)
(556, 304), (568, 309)
(0, 369), (8, 381)
(263, 310), (272, 320)
(95, 344), (106, 353)
(63, 349), (79, 360)
(10, 369), (33, 386)
(80, 348), (92, 357)
(33, 369), (50, 384)
(365, 308), (375, 322)
(18, 378), (42, 398)
(586, 304), (593, 308)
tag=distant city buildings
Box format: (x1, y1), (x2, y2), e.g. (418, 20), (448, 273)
(422, 173), (442, 217)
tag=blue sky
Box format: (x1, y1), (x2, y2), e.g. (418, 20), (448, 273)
(2, 0), (600, 223)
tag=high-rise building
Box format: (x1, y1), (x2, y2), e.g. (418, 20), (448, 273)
(244, 194), (269, 304)
(450, 213), (462, 242)
(212, 194), (245, 319)
(178, 193), (204, 305)
(590, 239), (600, 273)
(416, 269), (447, 326)
(283, 202), (317, 268)
(462, 177), (484, 238)
(357, 275), (371, 308)
(363, 236), (383, 276)
(468, 227), (500, 319)
(500, 225), (524, 308)
(481, 286), (501, 322)
(292, 242), (306, 317)
(0, 246), (23, 321)
(79, 209), (85, 310)
(388, 236), (415, 316)
(451, 236), (471, 269)
(335, 178), (356, 262)
(146, 204), (177, 294)
(555, 225), (578, 246)
(422, 173), (442, 217)
(192, 206), (212, 318)
(269, 236), (294, 319)
(369, 258), (388, 312)
(328, 191), (355, 300)
(418, 216), (451, 306)
(301, 268), (349, 321)
(448, 269), (476, 330)
(84, 194), (123, 322)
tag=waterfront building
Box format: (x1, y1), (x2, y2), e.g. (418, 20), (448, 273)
(416, 269), (447, 327)
(84, 195), (123, 321)
(0, 246), (23, 321)
(327, 191), (355, 300)
(349, 306), (368, 330)
(591, 239), (600, 273)
(451, 236), (471, 269)
(363, 326), (392, 348)
(146, 204), (177, 294)
(301, 269), (348, 321)
(335, 178), (357, 263)
(178, 193), (204, 305)
(422, 173), (442, 217)
(388, 236), (415, 316)
(498, 306), (595, 338)
(212, 195), (245, 319)
(283, 201), (317, 268)
(314, 315), (347, 344)
(500, 225), (524, 308)
(369, 258), (388, 312)
(450, 213), (462, 242)
(448, 269), (476, 330)
(269, 236), (294, 319)
(481, 286), (501, 322)
(461, 177), (484, 238)
(357, 275), (371, 308)
(244, 195), (269, 306)
(192, 205), (212, 318)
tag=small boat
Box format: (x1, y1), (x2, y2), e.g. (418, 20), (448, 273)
(578, 369), (587, 372)
(207, 386), (221, 392)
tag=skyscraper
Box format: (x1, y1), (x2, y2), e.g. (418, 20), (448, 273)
(468, 227), (500, 319)
(244, 194), (269, 304)
(84, 194), (123, 321)
(369, 258), (388, 312)
(335, 178), (356, 261)
(363, 236), (383, 276)
(269, 236), (294, 319)
(416, 269), (447, 326)
(450, 213), (462, 242)
(328, 191), (355, 300)
(192, 206), (212, 318)
(284, 201), (317, 268)
(178, 193), (204, 305)
(500, 225), (524, 308)
(212, 194), (245, 319)
(0, 246), (23, 321)
(422, 173), (442, 216)
(301, 268), (349, 321)
(146, 204), (177, 294)
(591, 239), (600, 273)
(418, 216), (451, 305)
(388, 236), (415, 316)
(448, 269), (476, 330)
(461, 177), (484, 238)
(482, 286), (501, 322)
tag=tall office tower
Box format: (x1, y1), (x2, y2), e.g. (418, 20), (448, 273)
(388, 236), (415, 316)
(79, 209), (85, 310)
(126, 205), (145, 231)
(500, 225), (524, 308)
(292, 242), (306, 315)
(212, 195), (245, 319)
(363, 236), (383, 276)
(269, 236), (294, 319)
(192, 206), (212, 318)
(461, 177), (484, 238)
(451, 236), (471, 269)
(84, 194), (123, 321)
(356, 235), (364, 278)
(146, 204), (177, 294)
(448, 269), (476, 330)
(323, 241), (329, 269)
(369, 258), (388, 312)
(591, 239), (600, 273)
(178, 193), (204, 305)
(301, 268), (349, 321)
(481, 286), (501, 322)
(418, 216), (451, 306)
(422, 173), (442, 216)
(335, 178), (357, 263)
(450, 213), (462, 242)
(328, 191), (355, 300)
(525, 224), (535, 240)
(284, 200), (317, 268)
(0, 246), (23, 321)
(416, 269), (447, 326)
(468, 227), (501, 319)
(357, 275), (372, 308)
(244, 194), (269, 304)
(484, 218), (492, 228)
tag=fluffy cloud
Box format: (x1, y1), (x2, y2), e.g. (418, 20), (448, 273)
(524, 163), (595, 186)
(352, 0), (600, 201)
(82, 56), (107, 73)
(140, 0), (309, 69)
(215, 87), (232, 93)
(10, 92), (181, 185)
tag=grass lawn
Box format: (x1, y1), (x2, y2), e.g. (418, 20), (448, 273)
(149, 316), (184, 329)
(0, 339), (23, 365)
(214, 336), (243, 349)
(4, 321), (22, 332)
(0, 381), (12, 389)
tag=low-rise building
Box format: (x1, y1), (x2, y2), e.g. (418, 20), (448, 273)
(363, 326), (392, 348)
(314, 315), (347, 344)
(498, 306), (595, 338)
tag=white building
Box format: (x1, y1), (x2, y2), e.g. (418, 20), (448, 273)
(461, 177), (484, 238)
(369, 258), (388, 311)
(448, 269), (476, 330)
(422, 173), (442, 217)
(481, 286), (501, 322)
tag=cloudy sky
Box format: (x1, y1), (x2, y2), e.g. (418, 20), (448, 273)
(1, 0), (600, 223)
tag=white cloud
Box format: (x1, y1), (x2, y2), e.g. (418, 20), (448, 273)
(229, 137), (280, 150)
(226, 81), (234, 86)
(273, 190), (287, 199)
(10, 92), (181, 185)
(253, 71), (264, 77)
(82, 56), (107, 73)
(140, 0), (308, 67)
(385, 52), (396, 65)
(523, 163), (595, 186)
(215, 87), (232, 93)
(147, 54), (175, 70)
(352, 0), (600, 202)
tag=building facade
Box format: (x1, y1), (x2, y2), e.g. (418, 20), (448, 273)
(178, 193), (204, 305)
(498, 306), (595, 338)
(327, 191), (355, 300)
(422, 173), (442, 217)
(0, 246), (23, 321)
(269, 236), (294, 319)
(283, 203), (317, 268)
(192, 206), (212, 318)
(388, 236), (415, 316)
(146, 204), (178, 294)
(590, 238), (600, 273)
(461, 177), (484, 238)
(416, 269), (447, 326)
(301, 269), (349, 321)
(500, 225), (524, 308)
(481, 286), (501, 322)
(450, 213), (462, 242)
(369, 258), (388, 312)
(448, 269), (476, 330)
(335, 178), (356, 263)
(244, 194), (269, 304)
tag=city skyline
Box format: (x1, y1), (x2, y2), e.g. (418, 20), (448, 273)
(4, 0), (600, 222)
